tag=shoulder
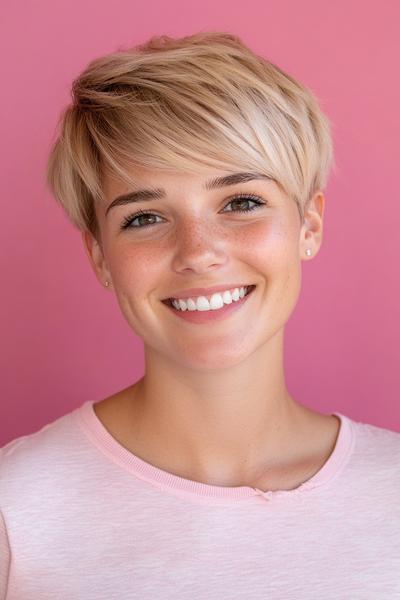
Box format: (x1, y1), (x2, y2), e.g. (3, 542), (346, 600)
(351, 415), (400, 450)
(347, 415), (400, 480)
(0, 405), (83, 499)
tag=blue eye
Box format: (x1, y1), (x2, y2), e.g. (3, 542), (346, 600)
(120, 193), (266, 230)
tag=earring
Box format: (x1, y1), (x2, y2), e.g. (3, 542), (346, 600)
(305, 249), (312, 256)
(105, 281), (110, 287)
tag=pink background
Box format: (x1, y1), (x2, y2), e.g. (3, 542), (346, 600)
(1, 0), (399, 446)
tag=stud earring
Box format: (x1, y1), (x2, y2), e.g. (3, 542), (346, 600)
(105, 281), (109, 287)
(305, 249), (312, 256)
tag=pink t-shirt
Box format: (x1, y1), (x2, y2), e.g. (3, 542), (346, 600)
(1, 400), (400, 599)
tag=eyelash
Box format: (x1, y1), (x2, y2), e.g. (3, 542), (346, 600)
(120, 193), (266, 230)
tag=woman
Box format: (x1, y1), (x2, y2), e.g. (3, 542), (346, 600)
(1, 31), (399, 599)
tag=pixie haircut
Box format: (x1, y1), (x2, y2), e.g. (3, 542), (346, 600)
(46, 31), (335, 243)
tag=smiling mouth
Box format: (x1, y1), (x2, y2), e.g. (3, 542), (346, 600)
(162, 285), (256, 309)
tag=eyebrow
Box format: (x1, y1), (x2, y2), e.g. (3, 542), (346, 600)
(105, 172), (272, 216)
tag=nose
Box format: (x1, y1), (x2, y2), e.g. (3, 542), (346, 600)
(170, 217), (229, 274)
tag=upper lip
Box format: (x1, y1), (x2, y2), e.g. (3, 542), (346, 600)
(163, 283), (254, 300)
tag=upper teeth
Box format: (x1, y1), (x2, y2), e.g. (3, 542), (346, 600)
(171, 286), (250, 312)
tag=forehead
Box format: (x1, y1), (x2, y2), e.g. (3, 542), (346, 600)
(102, 164), (281, 200)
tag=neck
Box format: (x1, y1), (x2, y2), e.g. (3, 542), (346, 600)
(124, 329), (312, 487)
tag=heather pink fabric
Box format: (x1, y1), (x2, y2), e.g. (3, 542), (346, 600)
(1, 400), (400, 598)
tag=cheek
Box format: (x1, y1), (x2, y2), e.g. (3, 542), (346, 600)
(239, 219), (298, 269)
(246, 219), (302, 313)
(106, 216), (299, 290)
(107, 241), (168, 300)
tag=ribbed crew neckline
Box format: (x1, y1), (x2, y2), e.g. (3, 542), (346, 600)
(74, 400), (355, 503)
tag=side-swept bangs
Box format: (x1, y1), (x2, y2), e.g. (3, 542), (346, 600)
(46, 31), (335, 241)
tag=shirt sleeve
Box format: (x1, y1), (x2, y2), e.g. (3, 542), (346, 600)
(0, 448), (11, 599)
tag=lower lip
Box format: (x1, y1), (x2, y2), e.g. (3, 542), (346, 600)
(162, 286), (256, 324)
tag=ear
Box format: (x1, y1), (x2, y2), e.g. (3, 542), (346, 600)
(300, 191), (325, 260)
(82, 230), (113, 289)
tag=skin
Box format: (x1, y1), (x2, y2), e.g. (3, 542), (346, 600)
(82, 165), (340, 492)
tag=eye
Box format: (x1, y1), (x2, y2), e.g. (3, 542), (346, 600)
(120, 209), (163, 230)
(221, 193), (266, 214)
(120, 193), (266, 230)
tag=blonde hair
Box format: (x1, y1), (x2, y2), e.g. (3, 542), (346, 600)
(46, 31), (335, 241)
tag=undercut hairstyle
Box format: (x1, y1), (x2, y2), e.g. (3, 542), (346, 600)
(46, 31), (335, 243)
